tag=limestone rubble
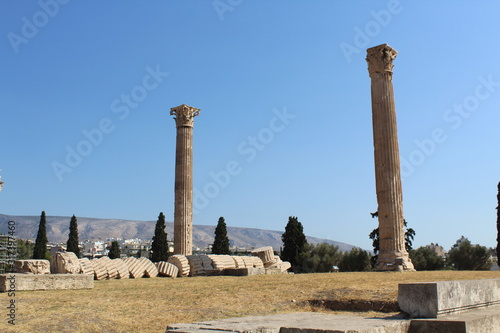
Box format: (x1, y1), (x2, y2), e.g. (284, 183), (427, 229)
(13, 260), (50, 274)
(51, 252), (81, 274)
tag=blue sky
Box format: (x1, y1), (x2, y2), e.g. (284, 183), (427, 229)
(1, 0), (499, 252)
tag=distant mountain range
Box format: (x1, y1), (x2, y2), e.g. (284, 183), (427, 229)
(0, 214), (357, 252)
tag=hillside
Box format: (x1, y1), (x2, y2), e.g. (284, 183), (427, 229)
(0, 214), (357, 252)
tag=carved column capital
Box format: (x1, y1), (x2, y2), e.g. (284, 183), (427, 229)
(170, 104), (200, 127)
(366, 44), (398, 78)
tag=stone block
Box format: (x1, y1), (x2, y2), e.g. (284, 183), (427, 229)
(280, 261), (291, 272)
(113, 259), (130, 279)
(156, 261), (179, 278)
(138, 257), (158, 278)
(252, 257), (264, 268)
(186, 255), (202, 276)
(222, 267), (265, 276)
(251, 246), (275, 264)
(168, 255), (190, 277)
(13, 260), (50, 274)
(51, 252), (81, 274)
(0, 273), (93, 292)
(231, 256), (245, 268)
(89, 258), (107, 280)
(264, 255), (281, 268)
(123, 257), (145, 278)
(239, 256), (264, 269)
(398, 279), (500, 318)
(208, 255), (236, 270)
(205, 269), (223, 276)
(410, 305), (500, 333)
(166, 312), (410, 333)
(98, 257), (118, 279)
(78, 258), (94, 275)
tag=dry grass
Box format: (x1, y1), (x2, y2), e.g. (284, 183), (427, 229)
(1, 270), (499, 333)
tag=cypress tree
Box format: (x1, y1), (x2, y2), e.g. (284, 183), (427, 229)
(66, 215), (80, 257)
(212, 217), (230, 254)
(108, 241), (121, 259)
(497, 181), (500, 266)
(281, 216), (308, 271)
(33, 211), (49, 260)
(151, 212), (169, 262)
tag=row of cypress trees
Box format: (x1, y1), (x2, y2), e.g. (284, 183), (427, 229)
(32, 212), (80, 260)
(30, 211), (232, 261)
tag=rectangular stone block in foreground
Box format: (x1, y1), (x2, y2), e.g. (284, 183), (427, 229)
(398, 279), (500, 318)
(0, 273), (93, 292)
(166, 312), (410, 333)
(410, 305), (500, 333)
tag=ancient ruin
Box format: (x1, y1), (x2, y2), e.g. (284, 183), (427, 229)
(170, 104), (201, 256)
(155, 261), (179, 277)
(13, 259), (50, 274)
(51, 251), (82, 274)
(366, 44), (414, 271)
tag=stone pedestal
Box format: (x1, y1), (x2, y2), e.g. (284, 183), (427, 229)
(366, 44), (413, 271)
(170, 104), (200, 256)
(398, 279), (500, 318)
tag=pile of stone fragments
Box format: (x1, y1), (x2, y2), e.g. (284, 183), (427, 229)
(13, 246), (290, 280)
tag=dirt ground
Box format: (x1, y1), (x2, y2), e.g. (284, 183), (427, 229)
(1, 270), (499, 333)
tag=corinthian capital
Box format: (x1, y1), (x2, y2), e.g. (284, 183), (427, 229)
(170, 104), (200, 127)
(366, 44), (398, 77)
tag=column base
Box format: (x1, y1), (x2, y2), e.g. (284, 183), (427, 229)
(375, 254), (415, 271)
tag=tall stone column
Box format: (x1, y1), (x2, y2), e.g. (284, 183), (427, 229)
(170, 104), (200, 256)
(366, 44), (414, 271)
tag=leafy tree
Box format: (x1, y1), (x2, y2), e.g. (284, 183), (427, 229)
(404, 221), (416, 251)
(300, 243), (342, 273)
(338, 248), (372, 272)
(151, 212), (170, 262)
(108, 241), (121, 259)
(497, 181), (500, 266)
(16, 239), (35, 259)
(447, 238), (492, 270)
(369, 211), (415, 262)
(368, 212), (381, 267)
(212, 216), (230, 255)
(32, 211), (50, 260)
(409, 246), (445, 271)
(281, 216), (308, 272)
(66, 215), (80, 258)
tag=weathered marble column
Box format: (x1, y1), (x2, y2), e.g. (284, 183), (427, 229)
(366, 44), (414, 271)
(170, 104), (200, 256)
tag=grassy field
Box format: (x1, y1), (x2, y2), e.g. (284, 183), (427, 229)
(1, 270), (499, 333)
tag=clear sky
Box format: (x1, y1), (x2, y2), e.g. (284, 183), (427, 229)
(1, 0), (499, 252)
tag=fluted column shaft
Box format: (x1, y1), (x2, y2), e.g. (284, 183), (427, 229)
(366, 44), (413, 271)
(170, 104), (200, 256)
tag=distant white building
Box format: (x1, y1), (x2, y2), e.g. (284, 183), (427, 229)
(82, 241), (106, 257)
